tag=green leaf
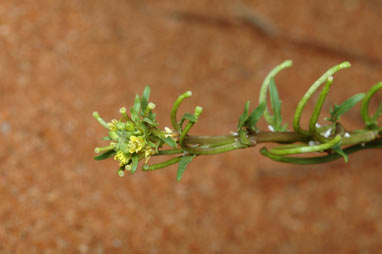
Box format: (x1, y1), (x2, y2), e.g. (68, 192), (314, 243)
(130, 110), (138, 123)
(131, 155), (139, 173)
(182, 112), (197, 122)
(237, 100), (250, 130)
(102, 136), (111, 141)
(94, 150), (116, 160)
(332, 144), (348, 163)
(148, 111), (156, 121)
(180, 112), (197, 127)
(143, 117), (159, 126)
(329, 93), (365, 122)
(163, 136), (177, 148)
(269, 78), (283, 131)
(133, 94), (141, 115)
(245, 102), (266, 131)
(177, 155), (196, 181)
(141, 86), (150, 113)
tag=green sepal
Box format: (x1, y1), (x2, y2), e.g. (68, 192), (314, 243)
(329, 93), (365, 122)
(140, 86), (150, 114)
(332, 143), (349, 163)
(94, 150), (116, 160)
(163, 136), (177, 148)
(176, 155), (196, 181)
(131, 155), (139, 174)
(237, 100), (250, 130)
(245, 102), (266, 131)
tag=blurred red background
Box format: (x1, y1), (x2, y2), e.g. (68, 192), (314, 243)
(0, 0), (381, 253)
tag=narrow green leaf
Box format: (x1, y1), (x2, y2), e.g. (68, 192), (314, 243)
(245, 102), (266, 131)
(141, 86), (150, 113)
(237, 100), (250, 130)
(177, 155), (196, 181)
(332, 144), (349, 163)
(94, 150), (116, 160)
(163, 136), (177, 148)
(130, 107), (139, 122)
(131, 155), (139, 173)
(182, 112), (197, 123)
(180, 112), (197, 128)
(143, 117), (159, 126)
(102, 136), (111, 141)
(148, 112), (156, 121)
(281, 123), (288, 132)
(269, 78), (283, 131)
(133, 94), (141, 115)
(330, 93), (365, 122)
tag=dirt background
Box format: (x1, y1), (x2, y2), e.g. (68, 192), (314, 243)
(0, 0), (382, 253)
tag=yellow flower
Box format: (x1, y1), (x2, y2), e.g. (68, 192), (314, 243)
(144, 146), (156, 163)
(128, 135), (145, 153)
(114, 151), (129, 166)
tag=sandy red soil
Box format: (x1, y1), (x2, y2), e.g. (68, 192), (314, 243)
(1, 0), (382, 253)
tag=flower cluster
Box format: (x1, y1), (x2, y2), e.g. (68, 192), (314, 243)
(93, 87), (178, 176)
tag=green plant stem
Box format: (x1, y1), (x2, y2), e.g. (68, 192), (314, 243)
(185, 135), (237, 144)
(341, 130), (378, 145)
(183, 141), (247, 155)
(179, 106), (203, 145)
(259, 60), (293, 125)
(155, 149), (183, 155)
(361, 82), (382, 127)
(309, 76), (333, 142)
(293, 62), (351, 137)
(94, 145), (114, 153)
(143, 157), (182, 171)
(185, 132), (308, 147)
(182, 129), (380, 156)
(260, 140), (382, 164)
(171, 91), (192, 132)
(269, 135), (341, 155)
(92, 112), (108, 128)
